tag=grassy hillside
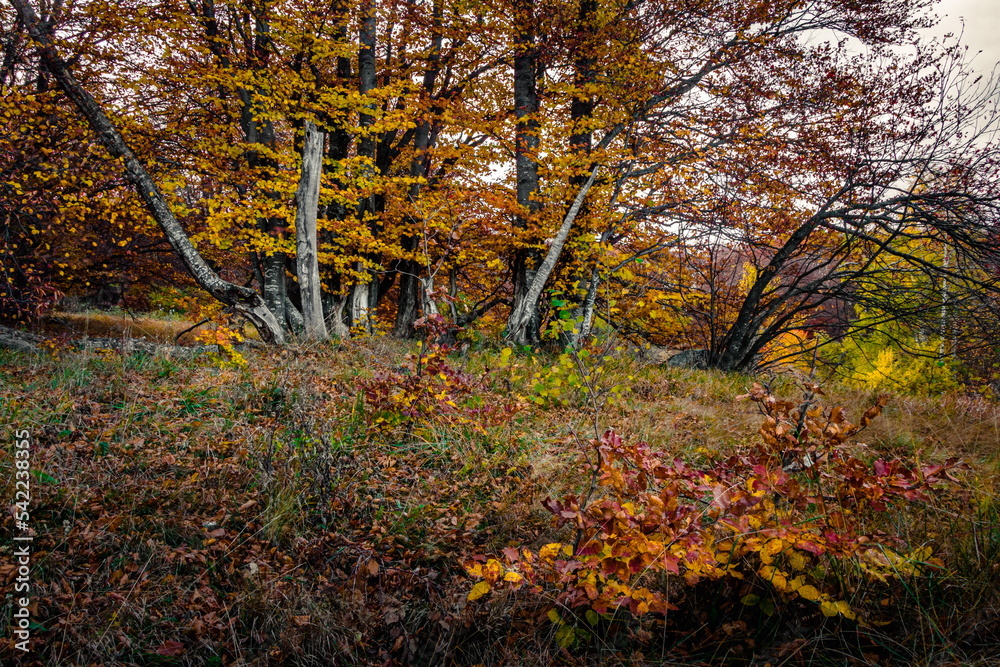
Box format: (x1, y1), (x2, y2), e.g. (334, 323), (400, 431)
(1, 336), (998, 666)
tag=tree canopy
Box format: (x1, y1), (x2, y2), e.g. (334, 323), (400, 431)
(2, 0), (999, 371)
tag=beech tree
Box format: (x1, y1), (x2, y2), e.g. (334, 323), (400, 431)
(294, 121), (327, 340)
(498, 0), (937, 346)
(6, 0), (287, 342)
(629, 42), (1000, 371)
(2, 0), (998, 370)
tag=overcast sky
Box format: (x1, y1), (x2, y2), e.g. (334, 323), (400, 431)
(930, 0), (1000, 72)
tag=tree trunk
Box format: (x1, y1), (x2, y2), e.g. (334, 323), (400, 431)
(284, 294), (304, 334)
(506, 166), (599, 344)
(349, 0), (378, 334)
(564, 265), (599, 348)
(9, 0), (285, 343)
(395, 260), (421, 336)
(247, 15), (290, 333)
(324, 293), (350, 338)
(420, 275), (439, 317)
(195, 0), (288, 335)
(448, 267), (460, 323)
(394, 0), (444, 338)
(713, 219), (822, 371)
(261, 252), (287, 329)
(938, 243), (952, 357)
(320, 15), (353, 339)
(348, 280), (372, 333)
(507, 0), (544, 346)
(562, 0), (598, 345)
(294, 121), (328, 340)
(393, 124), (430, 339)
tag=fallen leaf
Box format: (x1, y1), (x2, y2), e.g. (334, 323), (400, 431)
(155, 640), (185, 656)
(468, 581), (490, 601)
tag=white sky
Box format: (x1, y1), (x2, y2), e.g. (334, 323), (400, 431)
(930, 0), (1000, 72)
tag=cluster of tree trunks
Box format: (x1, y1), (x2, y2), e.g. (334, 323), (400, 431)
(6, 0), (1000, 372)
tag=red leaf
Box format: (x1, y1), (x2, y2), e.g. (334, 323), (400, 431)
(661, 554), (680, 575)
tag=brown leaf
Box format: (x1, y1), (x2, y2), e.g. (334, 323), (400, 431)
(155, 640), (185, 656)
(829, 406), (845, 424)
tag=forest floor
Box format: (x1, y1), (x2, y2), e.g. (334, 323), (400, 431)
(1, 331), (999, 666)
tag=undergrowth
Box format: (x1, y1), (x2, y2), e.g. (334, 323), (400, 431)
(0, 338), (997, 665)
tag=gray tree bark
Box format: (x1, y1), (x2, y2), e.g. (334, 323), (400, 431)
(320, 10), (354, 340)
(394, 0), (444, 338)
(564, 265), (599, 348)
(9, 0), (286, 343)
(284, 294), (304, 335)
(294, 121), (329, 340)
(324, 294), (350, 338)
(507, 0), (544, 346)
(506, 166), (599, 344)
(348, 0), (378, 334)
(261, 254), (288, 332)
(420, 275), (440, 317)
(561, 0), (598, 346)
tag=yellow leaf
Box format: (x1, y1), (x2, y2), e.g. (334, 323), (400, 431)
(468, 581), (491, 601)
(503, 571), (523, 583)
(820, 600), (839, 617)
(835, 600), (856, 620)
(788, 550), (808, 571)
(484, 559), (503, 583)
(762, 538), (784, 556)
(798, 584), (821, 601)
(759, 564), (788, 591)
(539, 543), (562, 560)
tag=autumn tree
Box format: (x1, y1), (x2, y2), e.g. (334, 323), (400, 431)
(3, 0), (998, 365)
(0, 2), (190, 322)
(5, 0), (288, 341)
(485, 0), (1000, 370)
(496, 0), (940, 347)
(630, 41), (1000, 371)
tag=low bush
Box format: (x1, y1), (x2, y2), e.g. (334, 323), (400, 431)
(467, 381), (977, 659)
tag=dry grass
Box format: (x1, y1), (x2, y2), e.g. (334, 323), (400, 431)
(39, 311), (216, 345)
(0, 334), (997, 665)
